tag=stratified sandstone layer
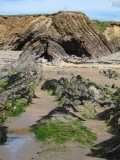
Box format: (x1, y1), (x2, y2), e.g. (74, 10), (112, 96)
(92, 20), (120, 51)
(103, 23), (120, 51)
(0, 11), (115, 65)
(0, 50), (21, 64)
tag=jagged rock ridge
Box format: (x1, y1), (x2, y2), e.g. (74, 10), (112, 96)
(0, 50), (42, 143)
(0, 11), (115, 65)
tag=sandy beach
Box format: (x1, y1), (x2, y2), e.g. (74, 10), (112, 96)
(0, 61), (119, 160)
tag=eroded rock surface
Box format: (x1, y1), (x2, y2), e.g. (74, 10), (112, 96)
(99, 69), (120, 79)
(32, 76), (115, 141)
(0, 50), (21, 64)
(0, 126), (7, 144)
(88, 91), (120, 159)
(0, 50), (42, 143)
(36, 75), (120, 159)
(92, 20), (120, 52)
(0, 12), (115, 65)
(64, 52), (120, 65)
(103, 23), (120, 51)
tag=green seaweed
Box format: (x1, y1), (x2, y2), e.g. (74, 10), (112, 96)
(54, 92), (61, 100)
(5, 98), (29, 117)
(32, 119), (97, 146)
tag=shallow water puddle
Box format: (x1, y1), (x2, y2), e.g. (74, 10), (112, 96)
(0, 88), (58, 160)
(4, 133), (34, 159)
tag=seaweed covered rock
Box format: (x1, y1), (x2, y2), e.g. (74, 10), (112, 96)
(41, 75), (116, 109)
(87, 134), (120, 160)
(32, 73), (120, 150)
(88, 91), (120, 159)
(32, 74), (119, 146)
(0, 50), (42, 124)
(32, 117), (97, 146)
(100, 69), (120, 79)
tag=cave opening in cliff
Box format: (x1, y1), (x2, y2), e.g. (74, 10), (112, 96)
(62, 39), (91, 59)
(16, 42), (26, 50)
(39, 51), (52, 62)
(15, 34), (33, 51)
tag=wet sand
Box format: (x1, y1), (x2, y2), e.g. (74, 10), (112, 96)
(43, 61), (120, 89)
(0, 62), (120, 160)
(2, 88), (59, 160)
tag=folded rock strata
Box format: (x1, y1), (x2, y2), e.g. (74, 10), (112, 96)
(0, 11), (115, 65)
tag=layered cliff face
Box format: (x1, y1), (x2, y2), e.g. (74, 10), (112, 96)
(103, 24), (120, 51)
(92, 20), (120, 51)
(0, 12), (115, 65)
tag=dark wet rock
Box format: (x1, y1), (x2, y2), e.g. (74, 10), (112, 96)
(52, 86), (63, 98)
(72, 93), (89, 106)
(0, 50), (42, 124)
(100, 69), (120, 79)
(114, 89), (120, 97)
(97, 107), (117, 120)
(105, 84), (110, 87)
(0, 126), (7, 144)
(98, 97), (114, 107)
(111, 83), (116, 89)
(88, 99), (120, 159)
(57, 70), (66, 75)
(39, 105), (84, 123)
(62, 102), (78, 113)
(108, 111), (120, 134)
(41, 75), (117, 123)
(41, 75), (117, 110)
(87, 135), (120, 160)
(58, 92), (73, 101)
(41, 79), (62, 91)
(59, 77), (68, 84)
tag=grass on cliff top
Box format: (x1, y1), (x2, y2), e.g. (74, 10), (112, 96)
(32, 119), (97, 146)
(92, 20), (120, 33)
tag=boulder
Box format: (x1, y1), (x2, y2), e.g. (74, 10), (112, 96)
(0, 126), (7, 144)
(88, 86), (100, 100)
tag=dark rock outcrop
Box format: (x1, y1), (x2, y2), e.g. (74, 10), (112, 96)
(99, 69), (120, 79)
(41, 75), (117, 119)
(0, 12), (115, 65)
(32, 74), (120, 148)
(40, 75), (120, 158)
(0, 126), (7, 144)
(88, 93), (120, 160)
(0, 49), (43, 143)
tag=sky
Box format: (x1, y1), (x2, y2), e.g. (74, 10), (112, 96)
(0, 0), (120, 21)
